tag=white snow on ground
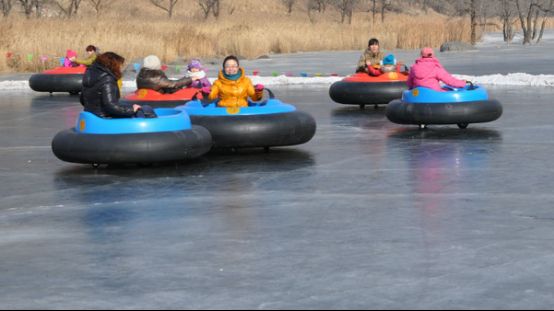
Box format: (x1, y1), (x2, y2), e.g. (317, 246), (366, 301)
(250, 74), (554, 87)
(454, 73), (554, 87)
(1, 73), (553, 92)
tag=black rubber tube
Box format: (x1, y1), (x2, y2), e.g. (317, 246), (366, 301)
(329, 81), (407, 106)
(190, 111), (316, 149)
(386, 99), (503, 125)
(29, 74), (83, 94)
(51, 125), (212, 164)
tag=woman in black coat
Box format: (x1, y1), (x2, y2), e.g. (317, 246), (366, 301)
(80, 52), (149, 118)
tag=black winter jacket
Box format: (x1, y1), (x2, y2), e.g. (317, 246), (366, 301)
(80, 62), (135, 118)
(136, 68), (192, 93)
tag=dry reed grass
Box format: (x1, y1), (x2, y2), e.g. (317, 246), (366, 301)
(0, 0), (550, 72)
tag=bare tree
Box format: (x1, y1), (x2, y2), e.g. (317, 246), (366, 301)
(1, 0), (13, 17)
(281, 0), (295, 14)
(18, 0), (33, 17)
(197, 0), (220, 19)
(499, 0), (517, 42)
(212, 0), (220, 17)
(332, 0), (357, 24)
(515, 0), (551, 44)
(380, 0), (391, 22)
(307, 0), (327, 22)
(89, 0), (113, 16)
(53, 0), (83, 17)
(470, 0), (477, 45)
(198, 0), (210, 18)
(535, 0), (553, 43)
(150, 0), (179, 18)
(370, 0), (376, 23)
(18, 0), (45, 18)
(420, 0), (428, 13)
(33, 0), (41, 17)
(308, 0), (327, 12)
(478, 0), (489, 32)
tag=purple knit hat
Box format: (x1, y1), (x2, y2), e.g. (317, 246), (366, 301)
(187, 59), (203, 71)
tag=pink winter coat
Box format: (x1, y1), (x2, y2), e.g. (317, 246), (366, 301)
(63, 49), (78, 68)
(406, 57), (466, 92)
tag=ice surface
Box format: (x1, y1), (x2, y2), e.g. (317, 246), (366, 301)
(1, 32), (554, 309)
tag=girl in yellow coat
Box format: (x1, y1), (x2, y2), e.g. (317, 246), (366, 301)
(203, 55), (264, 109)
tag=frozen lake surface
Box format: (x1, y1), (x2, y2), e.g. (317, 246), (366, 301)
(1, 31), (554, 309)
(1, 84), (554, 308)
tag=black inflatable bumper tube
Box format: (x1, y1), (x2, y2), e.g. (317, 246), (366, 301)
(119, 99), (187, 108)
(329, 81), (407, 106)
(386, 99), (503, 126)
(190, 111), (316, 149)
(51, 125), (212, 164)
(29, 74), (83, 94)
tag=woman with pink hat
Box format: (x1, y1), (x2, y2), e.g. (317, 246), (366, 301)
(406, 47), (466, 92)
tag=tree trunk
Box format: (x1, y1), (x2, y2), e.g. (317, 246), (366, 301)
(151, 0), (179, 18)
(502, 17), (515, 43)
(212, 0), (219, 18)
(34, 0), (41, 17)
(536, 18), (546, 43)
(470, 0), (477, 45)
(531, 8), (540, 40)
(371, 0), (376, 25)
(535, 0), (553, 43)
(19, 0), (34, 18)
(282, 0), (294, 14)
(515, 0), (532, 44)
(380, 0), (389, 23)
(1, 0), (13, 17)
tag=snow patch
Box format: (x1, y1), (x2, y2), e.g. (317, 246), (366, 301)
(2, 73), (554, 92)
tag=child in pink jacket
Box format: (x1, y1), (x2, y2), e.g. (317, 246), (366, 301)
(63, 49), (78, 67)
(407, 47), (466, 92)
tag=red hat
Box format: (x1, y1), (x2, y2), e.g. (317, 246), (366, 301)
(66, 49), (77, 58)
(421, 47), (434, 58)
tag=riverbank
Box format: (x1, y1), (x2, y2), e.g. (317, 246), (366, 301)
(2, 31), (554, 91)
(1, 9), (475, 72)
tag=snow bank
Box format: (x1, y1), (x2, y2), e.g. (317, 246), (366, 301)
(455, 73), (554, 87)
(2, 73), (553, 92)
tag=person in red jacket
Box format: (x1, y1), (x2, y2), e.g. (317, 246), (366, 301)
(407, 47), (467, 92)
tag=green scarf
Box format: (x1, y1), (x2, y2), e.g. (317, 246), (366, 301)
(223, 68), (242, 81)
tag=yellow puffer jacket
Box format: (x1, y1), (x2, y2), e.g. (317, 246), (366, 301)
(208, 68), (262, 108)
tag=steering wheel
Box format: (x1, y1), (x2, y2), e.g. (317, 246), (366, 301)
(249, 88), (275, 107)
(192, 90), (216, 107)
(466, 80), (475, 90)
(193, 88), (276, 107)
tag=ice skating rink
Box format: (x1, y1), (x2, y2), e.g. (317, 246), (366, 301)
(1, 84), (554, 308)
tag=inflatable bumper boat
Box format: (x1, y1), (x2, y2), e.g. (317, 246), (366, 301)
(386, 84), (503, 129)
(51, 108), (212, 166)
